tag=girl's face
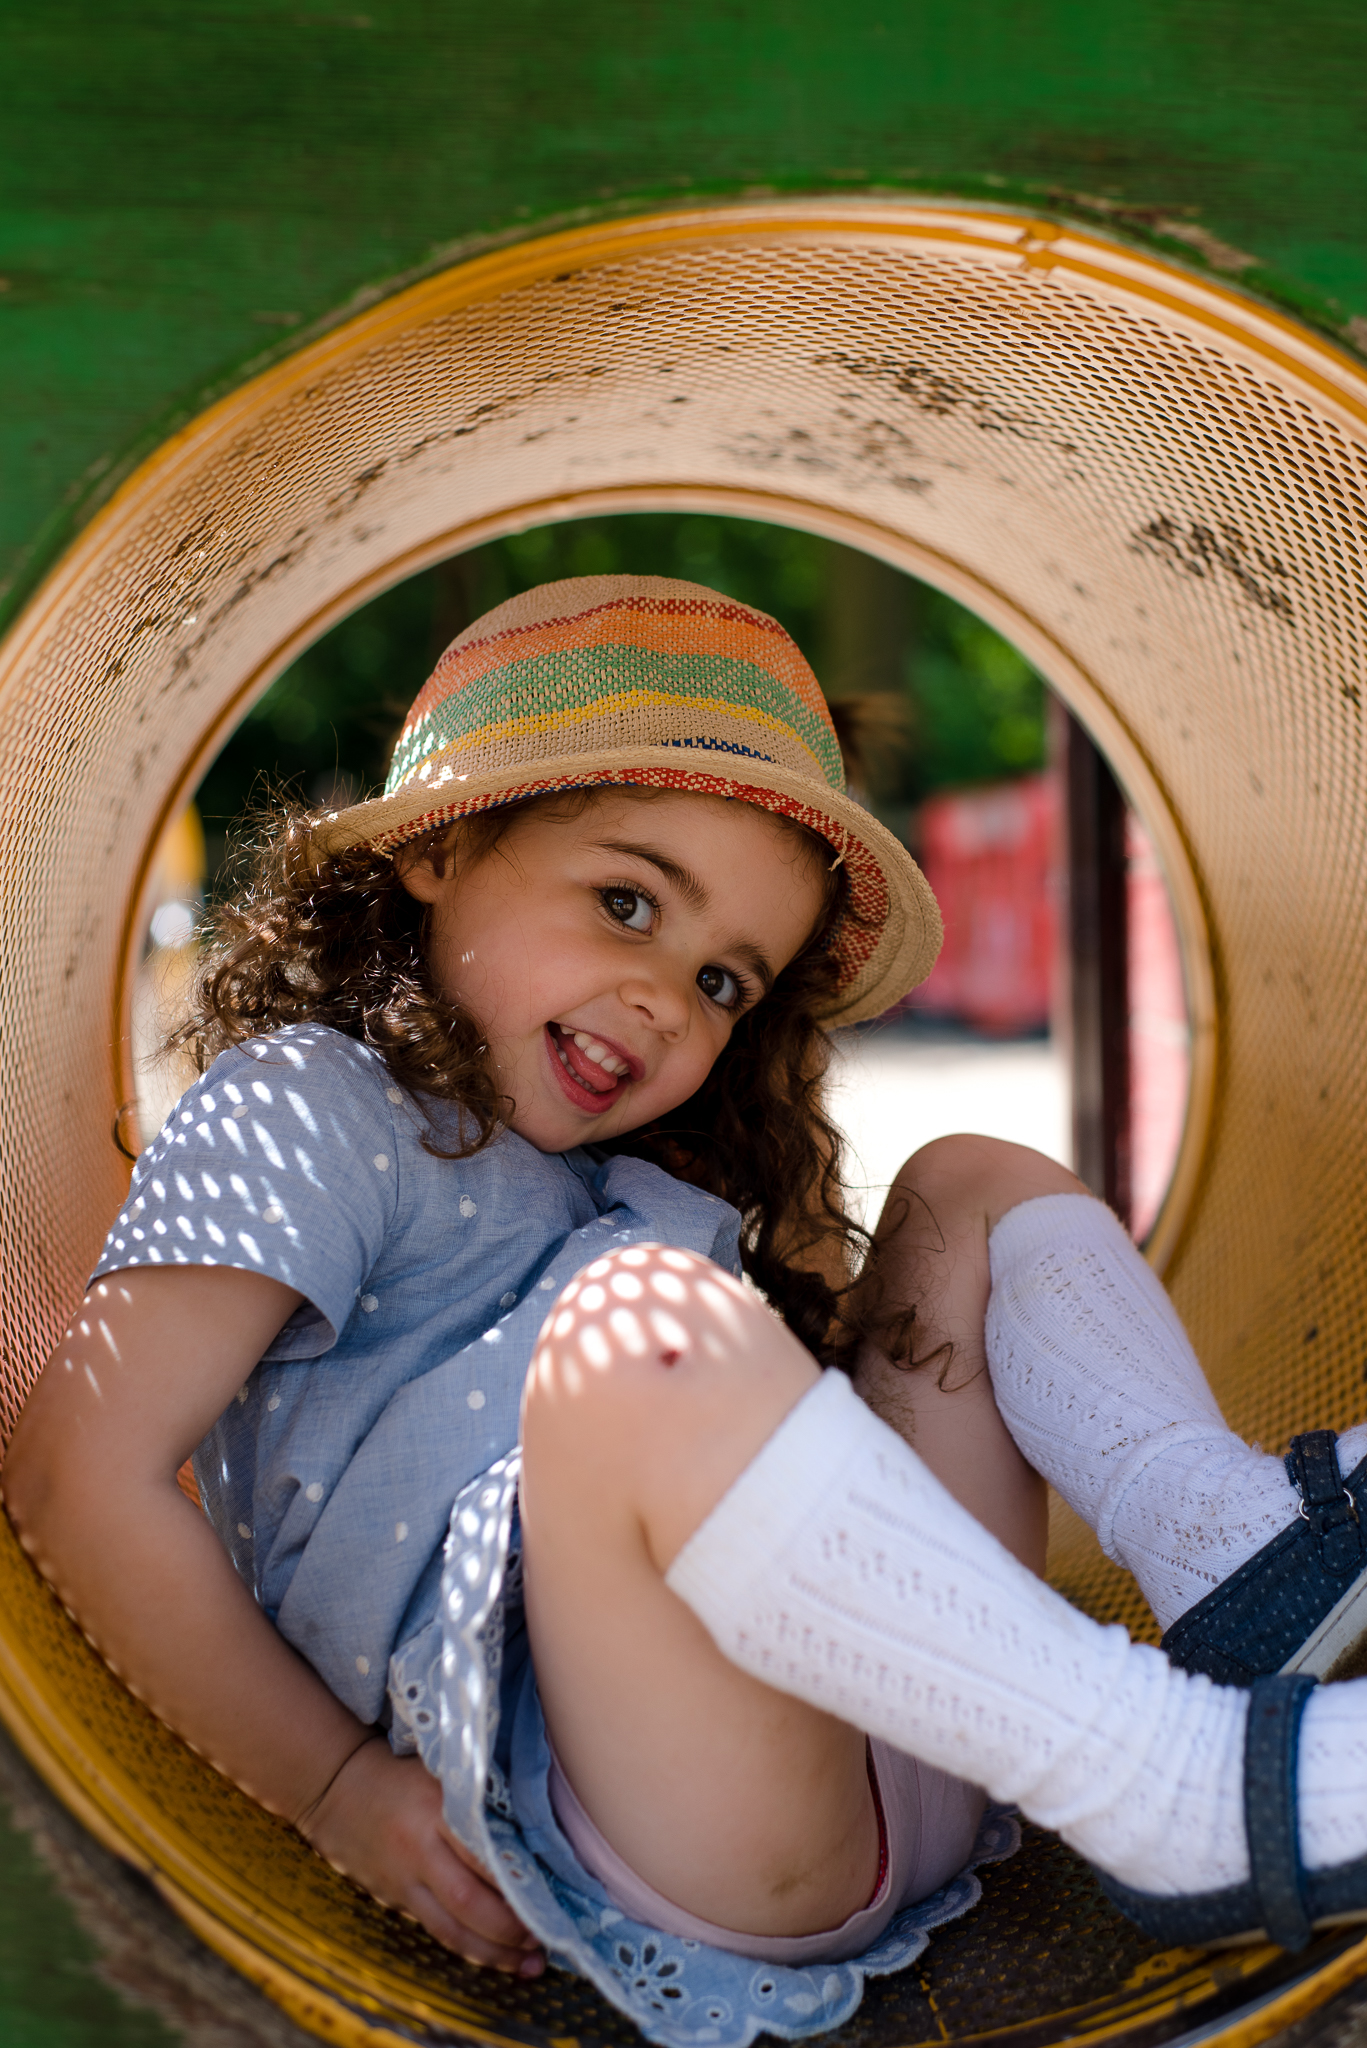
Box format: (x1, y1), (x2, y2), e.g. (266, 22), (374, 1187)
(400, 791), (829, 1153)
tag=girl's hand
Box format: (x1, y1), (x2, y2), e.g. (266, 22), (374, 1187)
(299, 1736), (544, 1975)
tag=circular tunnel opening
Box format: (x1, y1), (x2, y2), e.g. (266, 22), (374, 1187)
(3, 199), (1366, 2046)
(130, 510), (1194, 1257)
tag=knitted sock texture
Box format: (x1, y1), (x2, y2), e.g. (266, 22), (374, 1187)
(1300, 1683), (1367, 1871)
(666, 1370), (1250, 1897)
(983, 1195), (1367, 1632)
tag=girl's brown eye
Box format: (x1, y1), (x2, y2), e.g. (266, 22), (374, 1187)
(602, 887), (653, 933)
(697, 963), (740, 1009)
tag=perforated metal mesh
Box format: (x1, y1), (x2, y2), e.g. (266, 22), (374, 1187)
(2, 202), (1366, 2042)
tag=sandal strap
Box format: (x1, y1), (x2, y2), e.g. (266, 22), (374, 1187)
(1245, 1672), (1318, 1952)
(1162, 1441), (1367, 1684)
(1097, 1673), (1325, 1951)
(1286, 1431), (1365, 1576)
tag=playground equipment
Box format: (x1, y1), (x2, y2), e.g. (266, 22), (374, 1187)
(2, 192), (1366, 2046)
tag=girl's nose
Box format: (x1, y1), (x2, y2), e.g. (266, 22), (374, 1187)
(620, 965), (692, 1039)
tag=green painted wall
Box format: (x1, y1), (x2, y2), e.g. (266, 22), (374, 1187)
(3, 0), (1366, 627)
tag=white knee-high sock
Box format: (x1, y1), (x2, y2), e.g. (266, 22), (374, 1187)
(666, 1372), (1367, 1895)
(984, 1194), (1367, 1632)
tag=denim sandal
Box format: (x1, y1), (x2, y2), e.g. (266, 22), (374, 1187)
(1099, 1673), (1367, 1952)
(1161, 1432), (1367, 1686)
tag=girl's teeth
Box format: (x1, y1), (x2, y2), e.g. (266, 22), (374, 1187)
(552, 1027), (626, 1091)
(552, 1038), (604, 1089)
(569, 1030), (627, 1075)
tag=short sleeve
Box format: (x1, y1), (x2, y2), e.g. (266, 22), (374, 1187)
(91, 1028), (399, 1358)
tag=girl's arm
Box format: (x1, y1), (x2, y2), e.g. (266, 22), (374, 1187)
(2, 1265), (541, 1975)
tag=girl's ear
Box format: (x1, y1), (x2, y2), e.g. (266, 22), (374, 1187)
(394, 826), (459, 902)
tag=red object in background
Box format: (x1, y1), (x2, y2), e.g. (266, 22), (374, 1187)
(904, 773), (1189, 1241)
(910, 775), (1059, 1036)
(1127, 813), (1190, 1242)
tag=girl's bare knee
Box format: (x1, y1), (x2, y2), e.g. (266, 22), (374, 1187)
(533, 1243), (744, 1376)
(522, 1244), (763, 1439)
(890, 1133), (1085, 1226)
(521, 1242), (816, 1545)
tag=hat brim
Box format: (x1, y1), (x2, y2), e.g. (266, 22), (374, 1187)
(311, 748), (942, 1027)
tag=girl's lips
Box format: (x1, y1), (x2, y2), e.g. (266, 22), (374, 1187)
(544, 1024), (631, 1114)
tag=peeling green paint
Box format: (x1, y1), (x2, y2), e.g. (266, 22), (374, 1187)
(2, 0), (1366, 627)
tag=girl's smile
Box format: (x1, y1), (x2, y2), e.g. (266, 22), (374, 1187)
(546, 1020), (640, 1110)
(400, 791), (828, 1153)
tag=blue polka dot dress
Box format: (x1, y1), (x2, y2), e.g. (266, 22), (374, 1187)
(93, 1025), (1013, 2047)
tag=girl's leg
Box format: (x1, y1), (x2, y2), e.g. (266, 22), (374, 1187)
(525, 1239), (1367, 1928)
(855, 1133), (1367, 1657)
(978, 1172), (1367, 1641)
(520, 1203), (1066, 1937)
(850, 1134), (1088, 1573)
(519, 1248), (879, 1940)
(523, 1240), (1252, 1906)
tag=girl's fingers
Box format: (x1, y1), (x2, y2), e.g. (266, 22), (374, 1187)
(437, 1823), (540, 1946)
(427, 1835), (542, 1956)
(408, 1883), (543, 1973)
(440, 1822), (498, 1881)
(301, 1746), (541, 1970)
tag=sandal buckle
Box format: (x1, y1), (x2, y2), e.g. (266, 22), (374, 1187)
(1288, 1432), (1365, 1576)
(1298, 1486), (1359, 1526)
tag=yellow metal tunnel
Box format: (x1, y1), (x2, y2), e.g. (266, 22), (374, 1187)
(2, 201), (1365, 2047)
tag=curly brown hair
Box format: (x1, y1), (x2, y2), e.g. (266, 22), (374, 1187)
(170, 786), (886, 1361)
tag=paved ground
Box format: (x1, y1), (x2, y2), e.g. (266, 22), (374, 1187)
(828, 1021), (1070, 1228)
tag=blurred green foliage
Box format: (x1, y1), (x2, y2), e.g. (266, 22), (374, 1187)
(195, 514), (1046, 873)
(912, 611), (1049, 788)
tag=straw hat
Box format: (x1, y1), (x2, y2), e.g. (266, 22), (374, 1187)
(313, 575), (942, 1024)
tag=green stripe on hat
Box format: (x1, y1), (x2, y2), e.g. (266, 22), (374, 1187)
(386, 644), (845, 796)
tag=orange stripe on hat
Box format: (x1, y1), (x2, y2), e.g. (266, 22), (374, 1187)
(401, 593), (830, 742)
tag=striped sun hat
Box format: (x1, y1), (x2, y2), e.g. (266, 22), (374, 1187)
(314, 575), (942, 1023)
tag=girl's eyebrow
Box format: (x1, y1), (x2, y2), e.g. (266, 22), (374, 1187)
(592, 838), (709, 911)
(591, 837), (776, 992)
(730, 940), (776, 997)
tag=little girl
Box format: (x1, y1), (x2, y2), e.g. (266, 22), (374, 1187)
(9, 575), (1367, 2048)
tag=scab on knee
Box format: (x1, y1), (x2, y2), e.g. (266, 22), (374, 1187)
(527, 1242), (753, 1407)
